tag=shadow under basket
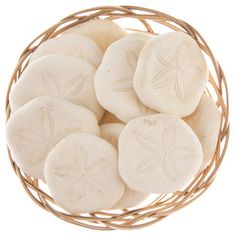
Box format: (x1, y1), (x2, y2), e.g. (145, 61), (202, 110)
(5, 5), (230, 230)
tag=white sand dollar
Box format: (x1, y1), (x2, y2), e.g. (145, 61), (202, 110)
(99, 111), (122, 125)
(6, 96), (99, 180)
(119, 114), (203, 194)
(134, 31), (208, 117)
(64, 19), (127, 52)
(95, 33), (156, 123)
(100, 123), (148, 209)
(44, 133), (124, 213)
(9, 55), (104, 121)
(184, 94), (221, 169)
(30, 33), (103, 67)
(112, 186), (148, 209)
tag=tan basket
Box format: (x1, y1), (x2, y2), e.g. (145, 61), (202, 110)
(5, 5), (230, 230)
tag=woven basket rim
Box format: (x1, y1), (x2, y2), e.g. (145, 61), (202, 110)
(5, 5), (230, 230)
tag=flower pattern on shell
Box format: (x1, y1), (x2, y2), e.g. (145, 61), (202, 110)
(133, 126), (193, 180)
(150, 42), (199, 99)
(16, 102), (82, 166)
(41, 70), (87, 99)
(53, 145), (107, 203)
(111, 50), (138, 92)
(111, 50), (152, 116)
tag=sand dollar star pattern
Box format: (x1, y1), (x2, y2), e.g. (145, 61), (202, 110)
(53, 145), (107, 203)
(133, 126), (193, 180)
(150, 43), (199, 99)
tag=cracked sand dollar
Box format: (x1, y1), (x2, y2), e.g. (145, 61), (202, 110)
(29, 33), (103, 67)
(44, 133), (124, 213)
(9, 55), (104, 121)
(119, 114), (203, 194)
(94, 33), (156, 123)
(134, 31), (208, 117)
(100, 123), (149, 209)
(184, 94), (221, 170)
(6, 96), (99, 180)
(64, 19), (127, 52)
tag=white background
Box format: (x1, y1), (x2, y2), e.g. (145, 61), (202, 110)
(0, 0), (235, 235)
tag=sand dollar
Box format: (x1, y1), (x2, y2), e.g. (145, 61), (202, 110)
(95, 33), (156, 123)
(112, 186), (148, 209)
(134, 32), (208, 117)
(119, 114), (203, 194)
(184, 94), (221, 169)
(6, 96), (99, 179)
(30, 33), (103, 67)
(44, 133), (124, 213)
(64, 19), (127, 52)
(9, 55), (104, 121)
(100, 123), (148, 209)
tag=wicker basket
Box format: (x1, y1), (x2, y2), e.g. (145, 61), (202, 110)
(5, 5), (229, 230)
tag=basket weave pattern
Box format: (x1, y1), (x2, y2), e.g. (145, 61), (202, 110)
(5, 6), (229, 230)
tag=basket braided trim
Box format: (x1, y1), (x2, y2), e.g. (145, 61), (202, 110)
(5, 5), (229, 230)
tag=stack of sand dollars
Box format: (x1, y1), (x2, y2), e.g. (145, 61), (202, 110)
(6, 19), (221, 214)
